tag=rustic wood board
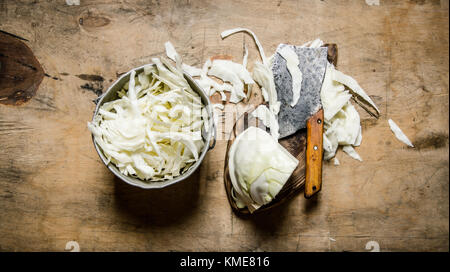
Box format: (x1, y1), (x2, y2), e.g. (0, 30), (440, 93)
(0, 0), (448, 252)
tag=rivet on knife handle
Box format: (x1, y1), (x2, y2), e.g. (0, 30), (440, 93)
(305, 108), (324, 199)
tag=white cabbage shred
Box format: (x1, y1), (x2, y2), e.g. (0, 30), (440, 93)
(88, 60), (207, 181)
(252, 62), (280, 115)
(388, 119), (414, 147)
(334, 158), (340, 166)
(164, 41), (179, 63)
(243, 44), (249, 68)
(365, 0), (380, 6)
(301, 38), (324, 48)
(221, 28), (280, 115)
(208, 59), (254, 103)
(221, 28), (268, 65)
(65, 0), (80, 6)
(332, 68), (380, 115)
(165, 41), (254, 104)
(228, 127), (298, 212)
(182, 64), (202, 77)
(277, 45), (303, 107)
(251, 105), (280, 140)
(342, 145), (363, 161)
(320, 60), (378, 162)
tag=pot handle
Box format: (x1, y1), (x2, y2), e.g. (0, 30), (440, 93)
(93, 93), (106, 105)
(208, 116), (217, 151)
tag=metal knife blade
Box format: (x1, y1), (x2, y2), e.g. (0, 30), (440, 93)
(272, 45), (328, 138)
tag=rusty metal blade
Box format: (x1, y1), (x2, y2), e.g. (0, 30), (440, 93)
(272, 45), (328, 138)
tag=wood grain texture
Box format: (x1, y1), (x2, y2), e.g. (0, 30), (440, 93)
(0, 0), (448, 252)
(305, 108), (324, 199)
(0, 31), (44, 105)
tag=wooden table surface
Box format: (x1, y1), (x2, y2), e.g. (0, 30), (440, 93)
(0, 0), (448, 252)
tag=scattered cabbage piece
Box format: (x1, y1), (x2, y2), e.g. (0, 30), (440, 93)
(221, 28), (280, 115)
(277, 45), (303, 107)
(334, 158), (340, 166)
(221, 28), (268, 65)
(243, 44), (249, 69)
(65, 0), (80, 5)
(165, 53), (236, 102)
(354, 125), (362, 147)
(182, 64), (202, 77)
(251, 105), (279, 140)
(365, 0), (380, 6)
(164, 41), (182, 72)
(211, 104), (224, 130)
(333, 102), (361, 146)
(319, 53), (380, 163)
(196, 75), (233, 97)
(342, 145), (363, 162)
(321, 63), (353, 122)
(332, 68), (380, 115)
(228, 127), (298, 212)
(165, 29), (272, 105)
(323, 101), (361, 159)
(88, 59), (207, 181)
(202, 58), (211, 74)
(388, 119), (414, 147)
(165, 41), (203, 78)
(208, 59), (254, 103)
(164, 41), (179, 63)
(301, 38), (324, 48)
(252, 62), (280, 114)
(323, 133), (338, 161)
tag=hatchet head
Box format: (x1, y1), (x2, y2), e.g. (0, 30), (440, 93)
(272, 45), (328, 138)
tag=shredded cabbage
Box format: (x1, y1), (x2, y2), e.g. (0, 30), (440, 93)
(277, 45), (303, 107)
(320, 55), (380, 162)
(252, 62), (280, 115)
(221, 28), (280, 115)
(243, 44), (249, 69)
(251, 105), (279, 140)
(164, 41), (179, 63)
(331, 68), (380, 115)
(334, 158), (340, 166)
(221, 28), (268, 66)
(342, 145), (363, 162)
(301, 38), (324, 48)
(88, 59), (207, 181)
(321, 63), (353, 122)
(182, 64), (202, 77)
(164, 42), (248, 104)
(208, 59), (254, 103)
(388, 119), (414, 147)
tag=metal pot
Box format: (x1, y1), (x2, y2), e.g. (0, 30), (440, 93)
(90, 64), (216, 189)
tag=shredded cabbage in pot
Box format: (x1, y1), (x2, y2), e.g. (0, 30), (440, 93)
(88, 60), (207, 181)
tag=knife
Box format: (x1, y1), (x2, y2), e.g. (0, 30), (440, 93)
(272, 45), (328, 198)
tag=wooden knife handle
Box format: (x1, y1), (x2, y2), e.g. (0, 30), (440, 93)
(304, 108), (324, 199)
